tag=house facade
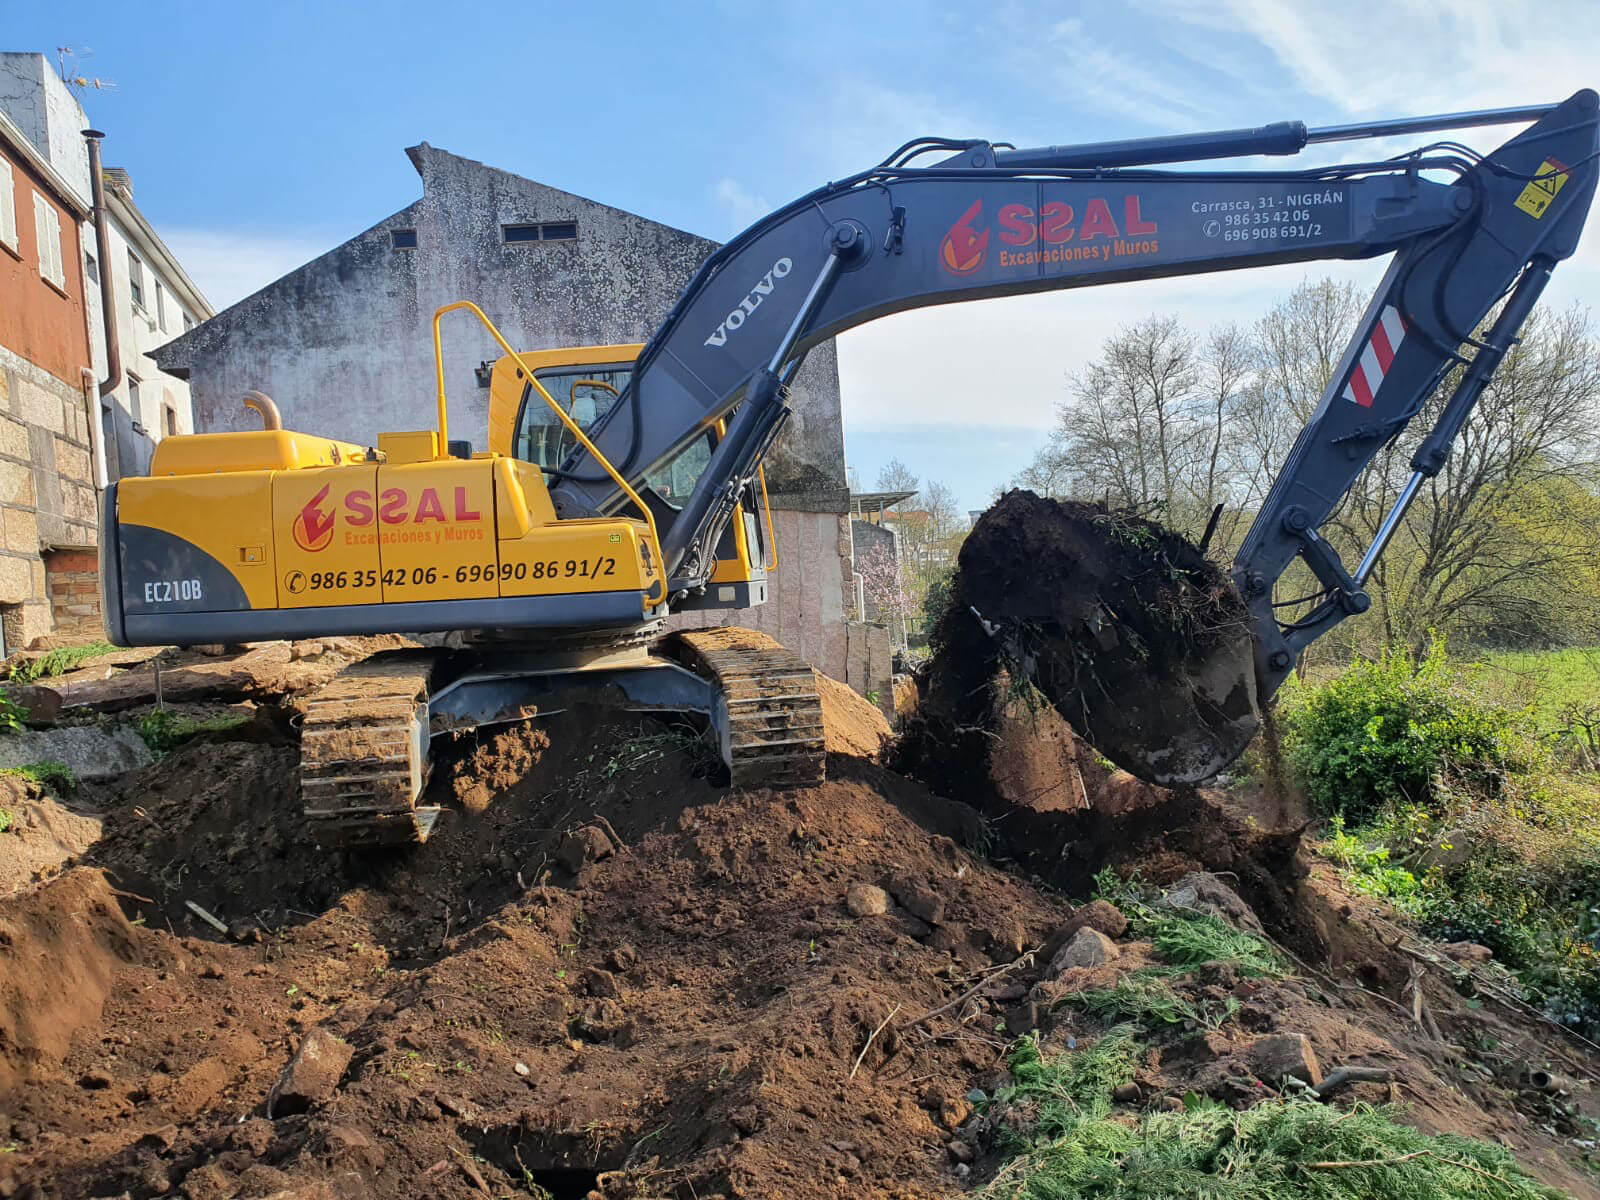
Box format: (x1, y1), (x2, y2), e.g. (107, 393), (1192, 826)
(0, 51), (214, 647)
(156, 143), (888, 699)
(0, 103), (99, 650)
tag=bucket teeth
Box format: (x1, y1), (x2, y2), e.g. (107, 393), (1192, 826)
(673, 631), (826, 789)
(299, 651), (439, 849)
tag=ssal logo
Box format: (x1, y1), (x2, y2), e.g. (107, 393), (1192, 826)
(939, 200), (989, 276)
(292, 484), (336, 553)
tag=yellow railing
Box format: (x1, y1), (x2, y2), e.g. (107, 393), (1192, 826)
(431, 301), (667, 610)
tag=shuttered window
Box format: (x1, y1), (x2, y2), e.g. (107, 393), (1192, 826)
(32, 191), (64, 289)
(0, 158), (16, 253)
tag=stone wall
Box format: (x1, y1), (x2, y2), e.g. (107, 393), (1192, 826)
(0, 347), (99, 651)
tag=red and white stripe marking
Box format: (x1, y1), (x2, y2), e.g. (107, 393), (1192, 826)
(1343, 305), (1408, 408)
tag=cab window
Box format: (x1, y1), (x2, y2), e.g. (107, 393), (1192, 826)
(514, 364), (632, 470)
(514, 362), (716, 506)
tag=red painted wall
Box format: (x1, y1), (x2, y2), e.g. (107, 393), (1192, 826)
(0, 145), (91, 385)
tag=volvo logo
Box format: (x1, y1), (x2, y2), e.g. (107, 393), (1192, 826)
(703, 257), (793, 348)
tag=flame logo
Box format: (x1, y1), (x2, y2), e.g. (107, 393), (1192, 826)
(939, 200), (989, 276)
(292, 483), (336, 553)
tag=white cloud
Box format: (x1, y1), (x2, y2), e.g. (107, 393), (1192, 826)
(711, 178), (773, 237)
(161, 228), (331, 312)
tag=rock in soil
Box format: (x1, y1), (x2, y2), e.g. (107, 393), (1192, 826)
(845, 883), (890, 917)
(267, 1027), (354, 1116)
(939, 490), (1259, 784)
(1162, 871), (1264, 934)
(1049, 927), (1121, 974)
(1248, 1032), (1322, 1086)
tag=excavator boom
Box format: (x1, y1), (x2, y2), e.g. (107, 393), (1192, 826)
(555, 91), (1597, 700)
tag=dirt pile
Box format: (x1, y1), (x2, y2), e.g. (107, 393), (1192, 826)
(934, 490), (1260, 785)
(0, 640), (1596, 1198)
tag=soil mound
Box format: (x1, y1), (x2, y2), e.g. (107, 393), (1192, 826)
(944, 490), (1259, 784)
(0, 869), (143, 1093)
(3, 643), (1596, 1199)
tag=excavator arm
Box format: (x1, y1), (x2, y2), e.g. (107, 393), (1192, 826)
(552, 90), (1598, 700)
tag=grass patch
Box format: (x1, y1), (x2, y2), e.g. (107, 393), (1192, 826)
(134, 708), (251, 758)
(8, 641), (116, 684)
(0, 809), (11, 833)
(980, 1036), (1567, 1199)
(0, 761), (77, 792)
(1065, 969), (1239, 1031)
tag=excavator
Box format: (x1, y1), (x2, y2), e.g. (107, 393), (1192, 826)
(101, 91), (1598, 846)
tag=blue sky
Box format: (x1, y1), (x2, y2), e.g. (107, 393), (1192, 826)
(11, 0), (1600, 510)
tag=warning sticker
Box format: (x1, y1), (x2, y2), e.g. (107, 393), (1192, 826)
(1514, 157), (1570, 219)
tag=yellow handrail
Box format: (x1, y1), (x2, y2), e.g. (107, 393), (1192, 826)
(431, 301), (667, 610)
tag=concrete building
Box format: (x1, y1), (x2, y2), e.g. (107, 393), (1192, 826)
(156, 143), (889, 700)
(0, 52), (216, 647)
(91, 165), (213, 478)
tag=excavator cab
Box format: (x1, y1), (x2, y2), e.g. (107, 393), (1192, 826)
(485, 343), (776, 611)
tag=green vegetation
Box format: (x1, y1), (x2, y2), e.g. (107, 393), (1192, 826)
(980, 1035), (1566, 1199)
(1287, 642), (1600, 1038)
(134, 708), (251, 758)
(0, 808), (11, 834)
(1065, 969), (1238, 1031)
(8, 640), (116, 684)
(1094, 868), (1286, 979)
(0, 689), (27, 734)
(0, 761), (77, 792)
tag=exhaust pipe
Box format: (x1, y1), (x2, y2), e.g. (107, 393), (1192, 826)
(241, 391), (282, 430)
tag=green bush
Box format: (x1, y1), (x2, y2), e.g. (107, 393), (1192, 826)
(1284, 641), (1533, 824)
(0, 761), (77, 792)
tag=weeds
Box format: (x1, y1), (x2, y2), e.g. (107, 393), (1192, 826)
(1065, 969), (1239, 1031)
(134, 709), (250, 758)
(980, 1036), (1566, 1199)
(8, 641), (115, 684)
(0, 690), (27, 733)
(0, 761), (76, 792)
(0, 809), (11, 834)
(1094, 868), (1285, 978)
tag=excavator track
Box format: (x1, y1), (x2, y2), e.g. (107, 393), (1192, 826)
(672, 629), (826, 788)
(299, 650), (439, 849)
(297, 631), (825, 848)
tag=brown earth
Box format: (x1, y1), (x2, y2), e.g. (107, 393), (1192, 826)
(0, 638), (1595, 1198)
(949, 490), (1260, 784)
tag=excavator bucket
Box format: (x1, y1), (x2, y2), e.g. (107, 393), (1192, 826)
(949, 490), (1260, 785)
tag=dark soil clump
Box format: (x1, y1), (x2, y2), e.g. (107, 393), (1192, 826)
(937, 490), (1260, 785)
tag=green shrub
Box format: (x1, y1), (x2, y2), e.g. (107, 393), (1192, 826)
(1092, 868), (1286, 978)
(0, 809), (11, 834)
(1284, 640), (1533, 824)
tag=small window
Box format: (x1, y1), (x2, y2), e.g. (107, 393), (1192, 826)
(85, 249), (98, 283)
(391, 228), (417, 250)
(502, 221), (578, 244)
(164, 404), (178, 437)
(127, 248), (144, 308)
(155, 281), (167, 331)
(0, 158), (16, 253)
(183, 313), (194, 332)
(127, 373), (141, 419)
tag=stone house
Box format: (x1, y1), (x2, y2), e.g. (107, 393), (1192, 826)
(156, 143), (889, 701)
(0, 101), (98, 650)
(0, 52), (214, 648)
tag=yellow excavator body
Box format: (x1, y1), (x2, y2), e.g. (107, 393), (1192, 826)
(105, 312), (819, 847)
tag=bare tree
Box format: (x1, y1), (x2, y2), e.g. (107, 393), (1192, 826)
(875, 458), (919, 502)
